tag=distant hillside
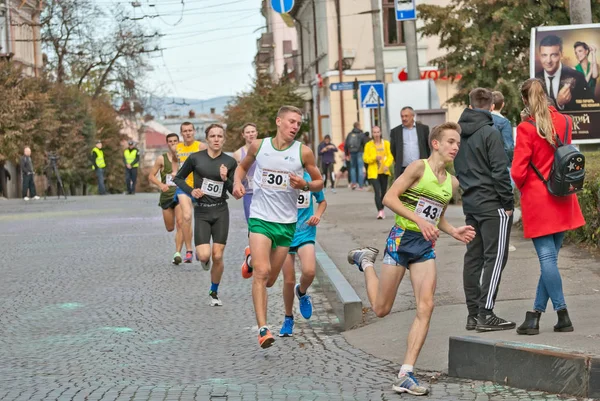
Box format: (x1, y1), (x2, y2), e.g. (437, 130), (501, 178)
(147, 96), (233, 117)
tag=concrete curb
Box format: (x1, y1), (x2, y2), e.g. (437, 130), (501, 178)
(448, 336), (600, 399)
(314, 241), (363, 330)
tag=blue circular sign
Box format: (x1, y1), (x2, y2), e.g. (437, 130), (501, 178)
(271, 0), (294, 14)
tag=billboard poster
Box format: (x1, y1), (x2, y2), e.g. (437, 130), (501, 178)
(530, 24), (600, 143)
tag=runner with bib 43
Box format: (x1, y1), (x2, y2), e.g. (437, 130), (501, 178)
(347, 122), (476, 396)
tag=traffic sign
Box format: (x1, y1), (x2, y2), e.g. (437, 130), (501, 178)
(360, 82), (385, 109)
(394, 0), (416, 21)
(271, 0), (294, 14)
(330, 80), (381, 91)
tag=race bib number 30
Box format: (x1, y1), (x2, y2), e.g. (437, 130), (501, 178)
(165, 174), (176, 187)
(201, 178), (224, 197)
(261, 169), (289, 191)
(415, 198), (444, 225)
(297, 191), (310, 209)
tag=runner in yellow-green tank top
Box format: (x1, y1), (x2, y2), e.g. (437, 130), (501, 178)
(346, 123), (476, 396)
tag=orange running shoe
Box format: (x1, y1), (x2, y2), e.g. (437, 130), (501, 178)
(241, 246), (253, 279)
(258, 327), (275, 349)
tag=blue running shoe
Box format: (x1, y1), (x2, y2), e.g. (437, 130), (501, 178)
(278, 316), (294, 337)
(392, 372), (429, 396)
(347, 247), (379, 272)
(295, 284), (312, 319)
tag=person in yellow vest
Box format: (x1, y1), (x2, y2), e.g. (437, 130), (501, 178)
(124, 140), (140, 195)
(363, 125), (394, 220)
(91, 140), (106, 195)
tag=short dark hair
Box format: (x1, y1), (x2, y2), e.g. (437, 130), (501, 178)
(539, 35), (563, 52)
(180, 122), (194, 132)
(324, 135), (331, 140)
(277, 105), (302, 117)
(574, 41), (589, 52)
(492, 91), (505, 111)
(205, 123), (225, 136)
(166, 133), (179, 143)
(241, 123), (257, 133)
(429, 122), (461, 147)
(469, 87), (493, 109)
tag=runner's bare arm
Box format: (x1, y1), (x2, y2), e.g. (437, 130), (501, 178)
(301, 145), (324, 192)
(438, 177), (475, 243)
(383, 160), (439, 242)
(233, 149), (242, 163)
(199, 142), (208, 151)
(307, 198), (327, 226)
(173, 157), (195, 195)
(148, 156), (167, 191)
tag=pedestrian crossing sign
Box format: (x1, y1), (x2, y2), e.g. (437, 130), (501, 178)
(359, 82), (385, 109)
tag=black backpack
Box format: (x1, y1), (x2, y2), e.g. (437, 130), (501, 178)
(526, 115), (585, 197)
(346, 132), (362, 153)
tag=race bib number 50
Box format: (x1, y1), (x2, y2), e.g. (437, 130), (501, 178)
(297, 191), (310, 209)
(201, 178), (224, 197)
(261, 169), (289, 191)
(415, 198), (444, 225)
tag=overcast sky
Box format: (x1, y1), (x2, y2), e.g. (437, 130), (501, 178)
(95, 0), (264, 100)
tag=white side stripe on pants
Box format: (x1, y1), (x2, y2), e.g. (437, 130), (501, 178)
(485, 208), (509, 310)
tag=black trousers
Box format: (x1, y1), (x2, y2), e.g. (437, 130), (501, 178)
(463, 208), (513, 316)
(22, 173), (36, 198)
(321, 162), (335, 188)
(369, 174), (389, 211)
(125, 167), (138, 194)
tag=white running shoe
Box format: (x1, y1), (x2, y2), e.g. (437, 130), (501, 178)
(33, 196), (40, 200)
(209, 292), (223, 306)
(23, 197), (30, 201)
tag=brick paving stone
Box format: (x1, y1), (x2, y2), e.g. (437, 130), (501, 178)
(0, 195), (586, 401)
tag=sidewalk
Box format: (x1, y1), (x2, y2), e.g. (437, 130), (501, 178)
(317, 186), (600, 373)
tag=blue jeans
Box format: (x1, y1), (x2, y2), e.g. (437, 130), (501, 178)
(95, 168), (106, 195)
(532, 232), (566, 312)
(350, 152), (364, 187)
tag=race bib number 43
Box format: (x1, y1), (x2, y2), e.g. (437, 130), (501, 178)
(297, 191), (310, 209)
(415, 198), (444, 225)
(201, 178), (224, 197)
(261, 169), (289, 191)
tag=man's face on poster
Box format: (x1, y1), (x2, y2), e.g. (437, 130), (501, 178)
(539, 45), (562, 75)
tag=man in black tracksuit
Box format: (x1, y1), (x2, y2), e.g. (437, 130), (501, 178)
(454, 88), (516, 332)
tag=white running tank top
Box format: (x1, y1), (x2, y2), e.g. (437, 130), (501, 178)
(250, 138), (304, 224)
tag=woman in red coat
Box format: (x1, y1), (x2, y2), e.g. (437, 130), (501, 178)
(511, 78), (585, 335)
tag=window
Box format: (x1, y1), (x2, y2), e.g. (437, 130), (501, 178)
(382, 0), (405, 47)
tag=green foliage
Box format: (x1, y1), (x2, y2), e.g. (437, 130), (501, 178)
(417, 1), (600, 123)
(565, 152), (600, 247)
(223, 73), (309, 151)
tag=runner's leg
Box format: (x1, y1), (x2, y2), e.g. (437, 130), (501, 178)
(211, 243), (226, 287)
(365, 263), (406, 317)
(174, 205), (184, 253)
(177, 195), (194, 253)
(266, 246), (291, 288)
(296, 244), (316, 294)
(162, 208), (175, 232)
(282, 253), (296, 316)
(249, 232), (274, 328)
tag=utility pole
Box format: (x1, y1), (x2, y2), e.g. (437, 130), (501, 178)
(335, 0), (346, 138)
(369, 0), (389, 138)
(312, 0), (321, 147)
(404, 20), (420, 80)
(570, 0), (592, 24)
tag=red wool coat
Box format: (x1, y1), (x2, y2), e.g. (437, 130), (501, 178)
(511, 107), (585, 239)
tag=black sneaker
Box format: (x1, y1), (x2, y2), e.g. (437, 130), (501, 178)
(476, 313), (516, 332)
(466, 315), (478, 331)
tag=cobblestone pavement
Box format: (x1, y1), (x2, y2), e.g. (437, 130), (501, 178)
(0, 195), (585, 401)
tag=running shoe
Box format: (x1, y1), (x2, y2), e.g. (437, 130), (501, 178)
(476, 312), (516, 332)
(241, 246), (253, 279)
(278, 316), (294, 337)
(172, 252), (182, 265)
(200, 259), (210, 271)
(209, 291), (222, 307)
(296, 284), (312, 319)
(184, 251), (193, 263)
(258, 326), (275, 349)
(33, 196), (40, 200)
(392, 372), (429, 396)
(347, 247), (379, 272)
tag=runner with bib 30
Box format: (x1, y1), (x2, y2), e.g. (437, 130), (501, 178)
(233, 105), (323, 349)
(347, 122), (476, 396)
(174, 123), (237, 307)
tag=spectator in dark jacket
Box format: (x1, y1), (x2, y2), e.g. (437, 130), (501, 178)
(318, 135), (338, 192)
(455, 88), (515, 333)
(20, 147), (39, 200)
(344, 122), (366, 189)
(389, 106), (430, 179)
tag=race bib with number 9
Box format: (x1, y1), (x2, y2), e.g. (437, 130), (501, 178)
(165, 174), (176, 186)
(415, 197), (444, 225)
(201, 178), (224, 197)
(261, 169), (289, 191)
(297, 191), (310, 209)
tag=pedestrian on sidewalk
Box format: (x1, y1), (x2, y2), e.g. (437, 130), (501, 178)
(512, 78), (585, 335)
(344, 122), (366, 189)
(455, 88), (516, 332)
(20, 147), (39, 201)
(91, 140), (106, 195)
(347, 122), (475, 396)
(124, 140), (140, 195)
(318, 135), (338, 193)
(390, 107), (430, 179)
(363, 126), (393, 219)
